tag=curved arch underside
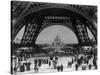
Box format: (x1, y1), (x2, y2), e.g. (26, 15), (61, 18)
(12, 2), (97, 47)
(36, 25), (78, 44)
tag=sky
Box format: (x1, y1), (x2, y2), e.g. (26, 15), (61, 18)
(14, 25), (94, 44)
(13, 26), (25, 43)
(36, 25), (78, 44)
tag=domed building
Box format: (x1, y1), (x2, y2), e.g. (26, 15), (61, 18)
(50, 34), (65, 52)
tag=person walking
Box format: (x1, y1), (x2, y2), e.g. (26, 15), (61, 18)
(61, 64), (63, 72)
(57, 65), (60, 72)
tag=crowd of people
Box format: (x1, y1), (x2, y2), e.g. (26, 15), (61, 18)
(67, 54), (97, 71)
(11, 55), (32, 73)
(11, 46), (97, 74)
(33, 56), (59, 72)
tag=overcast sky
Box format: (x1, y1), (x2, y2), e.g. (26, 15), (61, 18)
(36, 25), (78, 44)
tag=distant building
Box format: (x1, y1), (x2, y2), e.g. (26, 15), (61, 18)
(50, 35), (65, 52)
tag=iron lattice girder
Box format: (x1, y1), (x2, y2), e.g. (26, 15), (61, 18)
(19, 16), (91, 46)
(75, 20), (90, 43)
(12, 12), (97, 43)
(21, 21), (37, 46)
(11, 1), (30, 19)
(12, 1), (97, 21)
(11, 2), (97, 46)
(41, 16), (73, 31)
(12, 1), (97, 27)
(20, 16), (75, 45)
(11, 3), (97, 41)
